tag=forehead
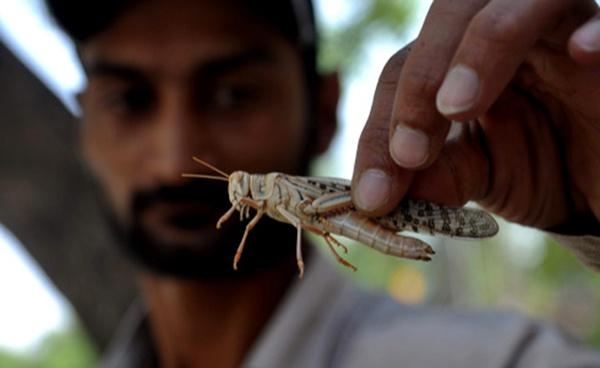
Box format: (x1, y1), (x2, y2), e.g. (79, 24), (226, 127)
(80, 0), (298, 77)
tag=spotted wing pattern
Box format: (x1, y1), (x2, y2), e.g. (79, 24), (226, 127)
(284, 175), (351, 199)
(286, 175), (498, 239)
(375, 199), (499, 238)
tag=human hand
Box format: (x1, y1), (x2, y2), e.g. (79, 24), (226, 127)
(351, 0), (600, 232)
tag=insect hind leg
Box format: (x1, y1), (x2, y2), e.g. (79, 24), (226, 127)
(233, 207), (264, 270)
(276, 205), (306, 278)
(216, 204), (237, 229)
(325, 234), (348, 254)
(323, 236), (357, 271)
(276, 205), (357, 276)
(300, 223), (357, 272)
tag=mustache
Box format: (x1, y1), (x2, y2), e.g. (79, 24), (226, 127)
(132, 178), (230, 213)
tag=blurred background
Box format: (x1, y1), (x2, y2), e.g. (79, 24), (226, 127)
(0, 0), (599, 366)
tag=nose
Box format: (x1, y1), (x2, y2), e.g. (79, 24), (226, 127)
(147, 95), (214, 186)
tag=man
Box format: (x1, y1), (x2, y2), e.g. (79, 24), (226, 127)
(46, 0), (600, 367)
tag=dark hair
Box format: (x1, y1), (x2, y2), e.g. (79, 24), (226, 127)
(46, 0), (135, 42)
(45, 0), (317, 75)
(46, 0), (322, 155)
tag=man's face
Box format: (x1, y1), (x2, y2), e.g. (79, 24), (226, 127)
(78, 0), (328, 276)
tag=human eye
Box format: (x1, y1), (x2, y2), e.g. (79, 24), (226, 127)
(98, 83), (155, 118)
(201, 81), (261, 113)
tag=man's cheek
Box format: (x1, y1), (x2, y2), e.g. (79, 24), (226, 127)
(84, 153), (137, 225)
(98, 179), (134, 227)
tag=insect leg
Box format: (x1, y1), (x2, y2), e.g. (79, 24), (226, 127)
(302, 191), (353, 215)
(275, 205), (306, 278)
(295, 223), (303, 278)
(324, 234), (348, 254)
(217, 204), (237, 229)
(240, 197), (262, 208)
(323, 236), (357, 272)
(301, 223), (357, 272)
(233, 206), (265, 270)
(312, 191), (353, 211)
(239, 197), (261, 221)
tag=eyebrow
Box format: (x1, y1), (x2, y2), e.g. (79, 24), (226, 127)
(84, 48), (277, 81)
(84, 62), (144, 80)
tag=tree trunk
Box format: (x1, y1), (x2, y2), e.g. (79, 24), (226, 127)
(0, 41), (136, 351)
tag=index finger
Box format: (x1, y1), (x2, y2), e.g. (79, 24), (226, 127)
(390, 0), (487, 170)
(352, 48), (413, 216)
(352, 0), (487, 215)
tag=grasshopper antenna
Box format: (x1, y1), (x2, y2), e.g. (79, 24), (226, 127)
(181, 157), (230, 182)
(192, 156), (230, 178)
(182, 173), (229, 182)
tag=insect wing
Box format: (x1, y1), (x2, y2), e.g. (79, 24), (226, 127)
(284, 175), (351, 199)
(376, 199), (499, 238)
(284, 175), (499, 239)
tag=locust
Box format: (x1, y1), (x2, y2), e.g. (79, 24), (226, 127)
(183, 157), (499, 277)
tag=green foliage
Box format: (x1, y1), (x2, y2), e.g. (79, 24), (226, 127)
(533, 237), (600, 346)
(318, 0), (415, 74)
(0, 350), (31, 368)
(34, 323), (97, 368)
(0, 322), (98, 368)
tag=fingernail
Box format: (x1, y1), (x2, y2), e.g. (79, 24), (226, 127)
(436, 64), (480, 115)
(355, 169), (391, 211)
(573, 20), (600, 52)
(390, 126), (429, 168)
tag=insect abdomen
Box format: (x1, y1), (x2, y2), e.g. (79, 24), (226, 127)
(321, 212), (434, 261)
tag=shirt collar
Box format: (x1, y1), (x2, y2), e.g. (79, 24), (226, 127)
(243, 252), (356, 367)
(101, 252), (354, 368)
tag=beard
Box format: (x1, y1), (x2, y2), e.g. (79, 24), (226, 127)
(102, 177), (299, 279)
(97, 93), (318, 280)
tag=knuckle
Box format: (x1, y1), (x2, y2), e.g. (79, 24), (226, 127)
(379, 47), (410, 84)
(469, 8), (523, 49)
(385, 47), (411, 72)
(356, 122), (398, 169)
(401, 63), (445, 101)
(358, 122), (389, 153)
(369, 46), (413, 122)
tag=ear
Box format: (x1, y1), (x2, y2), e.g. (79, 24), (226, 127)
(314, 72), (339, 155)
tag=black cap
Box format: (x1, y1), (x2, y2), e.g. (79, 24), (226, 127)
(45, 0), (316, 50)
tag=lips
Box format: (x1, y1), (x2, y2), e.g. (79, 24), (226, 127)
(139, 200), (224, 231)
